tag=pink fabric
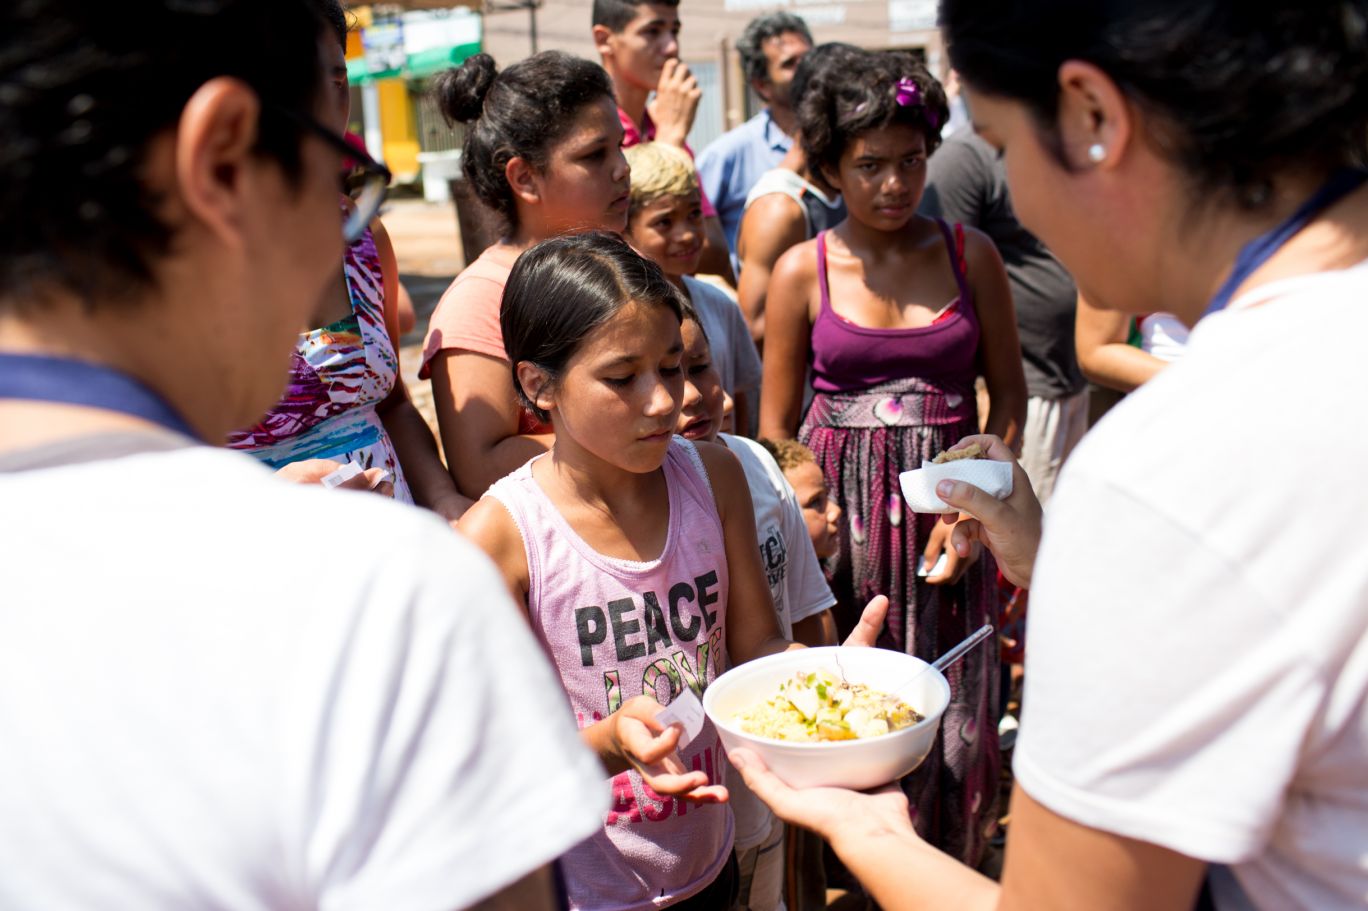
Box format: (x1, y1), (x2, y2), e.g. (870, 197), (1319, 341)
(618, 106), (718, 219)
(487, 437), (734, 910)
(419, 243), (521, 376)
(420, 243), (549, 435)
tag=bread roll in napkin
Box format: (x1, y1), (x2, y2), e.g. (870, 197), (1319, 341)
(899, 459), (1014, 514)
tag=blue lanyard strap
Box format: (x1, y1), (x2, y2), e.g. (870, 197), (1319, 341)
(0, 353), (200, 441)
(1205, 168), (1368, 317)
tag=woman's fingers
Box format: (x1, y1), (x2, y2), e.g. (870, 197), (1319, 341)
(728, 749), (810, 824)
(937, 478), (1011, 527)
(951, 517), (980, 557)
(925, 543), (960, 584)
(842, 595), (889, 647)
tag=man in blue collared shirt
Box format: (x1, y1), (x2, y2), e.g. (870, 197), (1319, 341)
(697, 12), (812, 267)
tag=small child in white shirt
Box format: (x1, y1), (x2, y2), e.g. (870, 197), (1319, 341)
(673, 304), (835, 911)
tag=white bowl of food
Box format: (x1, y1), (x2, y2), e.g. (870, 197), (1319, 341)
(704, 646), (951, 790)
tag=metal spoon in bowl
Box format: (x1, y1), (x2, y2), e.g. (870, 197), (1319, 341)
(928, 622), (995, 676)
(856, 623), (996, 721)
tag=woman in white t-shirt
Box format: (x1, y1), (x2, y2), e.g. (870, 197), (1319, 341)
(726, 3), (1368, 910)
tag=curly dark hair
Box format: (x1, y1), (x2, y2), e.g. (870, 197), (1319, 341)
(797, 50), (949, 180)
(433, 52), (615, 235)
(736, 12), (813, 86)
(501, 231), (685, 423)
(0, 0), (329, 311)
(941, 0), (1368, 208)
(790, 42), (864, 110)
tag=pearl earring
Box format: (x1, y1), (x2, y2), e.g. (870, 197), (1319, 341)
(1087, 143), (1106, 164)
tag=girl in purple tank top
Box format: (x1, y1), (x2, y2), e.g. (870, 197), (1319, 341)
(459, 233), (886, 911)
(759, 50), (1028, 866)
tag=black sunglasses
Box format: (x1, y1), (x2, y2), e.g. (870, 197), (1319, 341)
(269, 105), (391, 244)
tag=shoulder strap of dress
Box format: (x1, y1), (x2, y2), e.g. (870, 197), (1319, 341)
(816, 230), (833, 315)
(344, 227), (387, 325)
(934, 218), (972, 302)
(484, 472), (542, 622)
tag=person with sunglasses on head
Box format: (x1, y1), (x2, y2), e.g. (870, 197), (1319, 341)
(732, 3), (1368, 910)
(0, 2), (609, 908)
(227, 0), (472, 525)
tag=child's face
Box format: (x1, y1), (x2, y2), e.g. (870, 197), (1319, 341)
(826, 124), (928, 234)
(552, 299), (684, 473)
(786, 460), (841, 559)
(530, 97), (632, 235)
(599, 3), (681, 91)
(674, 318), (724, 443)
(627, 191), (704, 277)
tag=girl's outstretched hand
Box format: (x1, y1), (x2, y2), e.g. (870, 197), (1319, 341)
(610, 695), (729, 804)
(728, 747), (912, 843)
(842, 595), (890, 648)
(935, 435), (1042, 589)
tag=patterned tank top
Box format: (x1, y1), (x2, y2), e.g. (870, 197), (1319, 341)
(226, 227), (411, 502)
(487, 437), (734, 911)
(809, 219), (980, 394)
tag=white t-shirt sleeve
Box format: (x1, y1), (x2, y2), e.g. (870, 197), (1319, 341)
(1016, 473), (1329, 865)
(289, 528), (607, 910)
(782, 494), (836, 627)
(724, 435), (835, 631)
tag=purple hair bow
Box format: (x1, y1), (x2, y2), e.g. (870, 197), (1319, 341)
(895, 76), (940, 129)
(894, 78), (921, 107)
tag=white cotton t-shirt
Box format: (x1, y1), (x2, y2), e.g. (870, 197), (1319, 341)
(683, 276), (763, 399)
(1137, 311), (1190, 362)
(720, 433), (835, 849)
(0, 441), (607, 910)
(1016, 261), (1368, 910)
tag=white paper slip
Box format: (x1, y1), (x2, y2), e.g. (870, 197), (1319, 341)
(917, 553), (950, 578)
(320, 461), (364, 489)
(899, 459), (1013, 514)
(657, 689), (705, 750)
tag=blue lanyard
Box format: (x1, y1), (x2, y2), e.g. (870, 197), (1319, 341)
(1204, 168), (1368, 317)
(0, 353), (200, 441)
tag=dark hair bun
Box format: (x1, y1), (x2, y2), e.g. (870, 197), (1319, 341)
(435, 53), (497, 124)
(434, 51), (614, 235)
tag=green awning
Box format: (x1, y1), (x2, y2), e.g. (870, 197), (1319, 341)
(347, 42), (481, 84)
(404, 42), (482, 78)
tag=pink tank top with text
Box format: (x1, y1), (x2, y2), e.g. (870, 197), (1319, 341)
(487, 437), (734, 911)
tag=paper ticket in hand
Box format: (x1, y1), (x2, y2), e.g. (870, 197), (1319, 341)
(917, 552), (950, 578)
(657, 689), (705, 750)
(320, 462), (364, 489)
(321, 463), (392, 491)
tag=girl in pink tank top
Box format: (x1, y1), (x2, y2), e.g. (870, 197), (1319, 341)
(459, 233), (886, 911)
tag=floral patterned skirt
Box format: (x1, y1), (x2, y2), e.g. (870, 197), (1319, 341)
(800, 376), (999, 865)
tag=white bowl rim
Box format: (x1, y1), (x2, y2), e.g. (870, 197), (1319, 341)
(704, 646), (952, 751)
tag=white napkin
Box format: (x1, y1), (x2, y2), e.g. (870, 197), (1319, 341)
(899, 459), (1014, 514)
